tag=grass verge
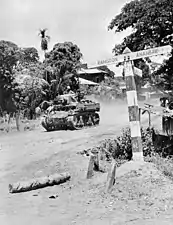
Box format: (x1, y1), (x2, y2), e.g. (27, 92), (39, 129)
(145, 154), (173, 180)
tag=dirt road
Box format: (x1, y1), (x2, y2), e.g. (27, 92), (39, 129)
(0, 99), (173, 225)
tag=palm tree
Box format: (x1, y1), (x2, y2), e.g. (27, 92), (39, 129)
(38, 28), (50, 81)
(38, 28), (50, 57)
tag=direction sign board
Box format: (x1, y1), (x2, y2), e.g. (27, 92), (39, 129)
(88, 45), (172, 68)
(108, 64), (142, 77)
(134, 67), (142, 77)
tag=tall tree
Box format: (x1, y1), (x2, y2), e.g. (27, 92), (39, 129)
(0, 40), (19, 106)
(109, 0), (173, 50)
(38, 28), (50, 56)
(20, 47), (39, 65)
(16, 47), (40, 74)
(108, 0), (173, 88)
(152, 33), (173, 91)
(0, 40), (20, 130)
(38, 28), (50, 82)
(44, 41), (82, 97)
(153, 48), (173, 91)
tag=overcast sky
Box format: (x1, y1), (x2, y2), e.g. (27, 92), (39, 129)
(0, 0), (131, 64)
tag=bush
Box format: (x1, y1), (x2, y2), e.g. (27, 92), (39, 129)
(81, 126), (173, 162)
(94, 127), (155, 160)
(141, 127), (155, 156)
(115, 127), (155, 159)
(146, 154), (173, 180)
(116, 127), (132, 160)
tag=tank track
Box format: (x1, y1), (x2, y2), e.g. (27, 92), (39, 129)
(41, 112), (100, 132)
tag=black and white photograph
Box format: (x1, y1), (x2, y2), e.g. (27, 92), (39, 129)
(0, 0), (173, 224)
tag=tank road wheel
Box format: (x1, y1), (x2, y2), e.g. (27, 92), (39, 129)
(41, 117), (47, 130)
(46, 118), (57, 132)
(83, 115), (89, 126)
(41, 117), (53, 132)
(71, 115), (84, 130)
(87, 114), (94, 127)
(93, 113), (100, 125)
(46, 124), (55, 132)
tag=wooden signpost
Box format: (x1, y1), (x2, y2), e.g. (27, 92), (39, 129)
(89, 45), (171, 68)
(123, 47), (143, 160)
(88, 45), (172, 161)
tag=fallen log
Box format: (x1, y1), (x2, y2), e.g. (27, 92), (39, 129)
(9, 172), (71, 194)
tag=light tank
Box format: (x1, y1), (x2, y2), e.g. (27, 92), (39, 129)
(41, 93), (100, 131)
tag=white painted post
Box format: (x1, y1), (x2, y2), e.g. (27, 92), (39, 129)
(123, 47), (143, 161)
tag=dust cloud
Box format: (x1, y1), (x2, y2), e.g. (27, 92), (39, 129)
(88, 95), (162, 130)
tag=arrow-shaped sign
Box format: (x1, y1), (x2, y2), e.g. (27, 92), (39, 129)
(108, 64), (142, 77)
(134, 67), (142, 77)
(88, 45), (172, 68)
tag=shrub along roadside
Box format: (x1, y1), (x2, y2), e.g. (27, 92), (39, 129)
(78, 126), (173, 180)
(79, 127), (154, 161)
(145, 154), (173, 180)
(102, 127), (173, 180)
(109, 127), (155, 160)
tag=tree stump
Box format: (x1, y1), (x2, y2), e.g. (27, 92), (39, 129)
(86, 153), (96, 179)
(106, 160), (117, 192)
(94, 152), (99, 171)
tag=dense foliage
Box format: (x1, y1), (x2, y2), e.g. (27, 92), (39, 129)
(108, 0), (173, 87)
(18, 47), (39, 67)
(0, 40), (19, 112)
(44, 41), (83, 96)
(0, 37), (85, 118)
(45, 42), (82, 71)
(109, 0), (173, 50)
(153, 48), (173, 91)
(99, 127), (164, 161)
(0, 39), (49, 118)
